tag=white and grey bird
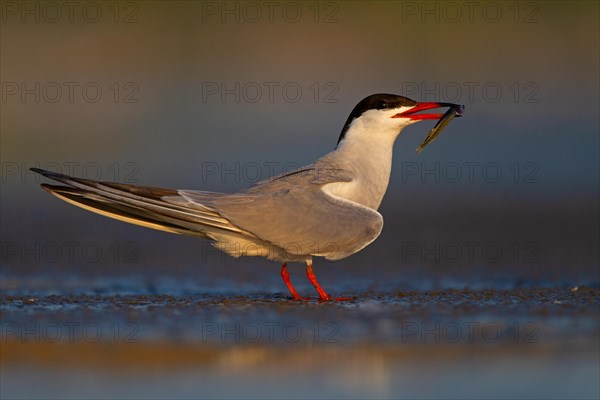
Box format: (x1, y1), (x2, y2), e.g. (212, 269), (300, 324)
(33, 94), (464, 301)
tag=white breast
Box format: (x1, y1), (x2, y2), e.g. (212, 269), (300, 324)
(319, 115), (402, 210)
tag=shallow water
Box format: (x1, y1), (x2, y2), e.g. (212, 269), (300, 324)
(2, 287), (598, 399)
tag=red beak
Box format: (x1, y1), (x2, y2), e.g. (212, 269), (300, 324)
(392, 102), (462, 120)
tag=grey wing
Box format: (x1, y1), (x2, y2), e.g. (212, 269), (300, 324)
(180, 164), (383, 260)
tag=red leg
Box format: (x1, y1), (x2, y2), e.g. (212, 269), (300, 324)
(281, 262), (306, 301)
(306, 261), (354, 302)
(306, 262), (331, 301)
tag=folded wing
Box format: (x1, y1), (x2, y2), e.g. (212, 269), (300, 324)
(181, 163), (384, 260)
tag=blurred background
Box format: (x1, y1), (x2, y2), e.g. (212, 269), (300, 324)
(1, 1), (598, 399)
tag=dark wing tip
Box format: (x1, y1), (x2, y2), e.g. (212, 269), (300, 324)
(40, 183), (82, 194)
(31, 167), (69, 180)
(34, 167), (178, 200)
(40, 183), (55, 192)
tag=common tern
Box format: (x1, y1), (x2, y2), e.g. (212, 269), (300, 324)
(32, 94), (464, 301)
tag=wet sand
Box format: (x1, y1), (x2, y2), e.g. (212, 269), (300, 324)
(1, 288), (598, 399)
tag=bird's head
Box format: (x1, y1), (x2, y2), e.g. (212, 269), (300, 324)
(336, 93), (463, 147)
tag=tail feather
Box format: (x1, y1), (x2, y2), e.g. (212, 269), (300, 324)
(40, 184), (198, 236)
(32, 168), (253, 239)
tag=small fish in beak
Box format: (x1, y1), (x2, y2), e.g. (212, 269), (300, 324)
(416, 104), (464, 153)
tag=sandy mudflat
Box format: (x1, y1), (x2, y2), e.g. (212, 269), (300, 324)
(1, 288), (598, 399)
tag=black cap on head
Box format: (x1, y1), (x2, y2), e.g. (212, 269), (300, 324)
(337, 94), (417, 146)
